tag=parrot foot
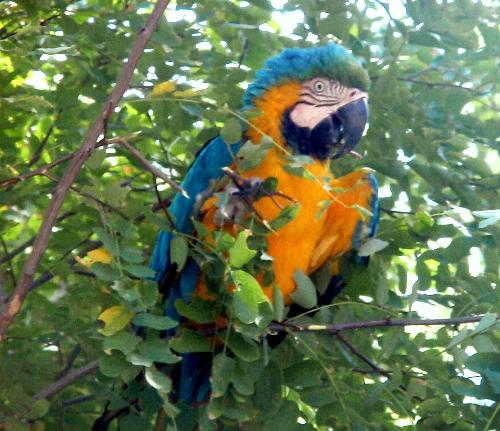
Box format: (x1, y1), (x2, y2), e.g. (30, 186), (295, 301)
(213, 167), (296, 225)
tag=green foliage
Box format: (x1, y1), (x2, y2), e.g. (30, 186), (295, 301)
(0, 0), (499, 430)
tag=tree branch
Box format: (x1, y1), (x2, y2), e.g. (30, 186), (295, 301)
(33, 360), (99, 400)
(1, 134), (130, 189)
(56, 344), (82, 379)
(62, 394), (95, 407)
(0, 0), (171, 342)
(381, 207), (414, 216)
(115, 138), (186, 195)
(28, 239), (102, 292)
(42, 172), (130, 220)
(397, 77), (481, 93)
(0, 236), (17, 288)
(335, 331), (391, 378)
(28, 124), (55, 167)
(273, 314), (498, 333)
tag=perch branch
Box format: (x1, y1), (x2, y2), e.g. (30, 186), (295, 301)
(272, 314), (498, 333)
(33, 360), (99, 400)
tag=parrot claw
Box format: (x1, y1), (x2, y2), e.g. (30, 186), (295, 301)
(214, 167), (296, 225)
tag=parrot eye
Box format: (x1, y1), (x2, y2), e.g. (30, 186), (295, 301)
(313, 80), (325, 93)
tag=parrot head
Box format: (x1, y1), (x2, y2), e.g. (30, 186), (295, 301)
(244, 44), (370, 160)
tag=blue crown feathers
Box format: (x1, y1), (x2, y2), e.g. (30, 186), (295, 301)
(243, 43), (370, 108)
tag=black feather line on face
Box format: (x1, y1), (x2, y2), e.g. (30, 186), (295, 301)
(281, 107), (343, 161)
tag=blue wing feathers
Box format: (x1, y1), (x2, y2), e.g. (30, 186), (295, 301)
(150, 136), (242, 283)
(149, 136), (242, 404)
(352, 172), (379, 265)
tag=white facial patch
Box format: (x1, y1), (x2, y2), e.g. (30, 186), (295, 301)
(289, 78), (367, 129)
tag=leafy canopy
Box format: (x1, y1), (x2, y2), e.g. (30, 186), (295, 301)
(0, 1), (499, 430)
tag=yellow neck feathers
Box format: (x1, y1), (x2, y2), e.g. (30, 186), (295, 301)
(245, 81), (302, 148)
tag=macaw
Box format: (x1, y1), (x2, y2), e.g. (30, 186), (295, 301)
(151, 43), (379, 404)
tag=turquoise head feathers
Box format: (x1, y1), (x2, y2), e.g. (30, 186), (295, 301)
(243, 43), (370, 108)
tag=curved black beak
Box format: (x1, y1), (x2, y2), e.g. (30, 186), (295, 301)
(331, 97), (368, 160)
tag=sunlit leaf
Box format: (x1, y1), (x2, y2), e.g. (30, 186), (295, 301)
(97, 306), (134, 336)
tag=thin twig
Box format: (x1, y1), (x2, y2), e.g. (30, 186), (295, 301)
(0, 269), (7, 304)
(115, 139), (186, 196)
(62, 394), (95, 407)
(0, 134), (131, 189)
(56, 344), (82, 379)
(42, 172), (130, 220)
(28, 124), (55, 167)
(28, 239), (101, 292)
(33, 360), (99, 400)
(335, 331), (391, 378)
(381, 207), (414, 216)
(153, 176), (176, 229)
(0, 236), (17, 287)
(397, 77), (481, 93)
(272, 314), (497, 333)
(238, 38), (249, 68)
(0, 0), (171, 342)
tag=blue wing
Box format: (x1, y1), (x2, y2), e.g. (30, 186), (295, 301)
(150, 136), (242, 311)
(352, 172), (380, 264)
(149, 136), (242, 405)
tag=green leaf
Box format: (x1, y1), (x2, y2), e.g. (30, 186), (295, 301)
(375, 278), (389, 305)
(418, 398), (450, 415)
(472, 209), (500, 229)
(290, 269), (317, 309)
(220, 331), (260, 362)
(136, 280), (159, 309)
(237, 139), (273, 171)
(137, 340), (181, 364)
(357, 238), (389, 257)
(464, 353), (500, 374)
(120, 414), (150, 430)
(232, 364), (255, 396)
(231, 270), (269, 324)
(272, 284), (285, 322)
(132, 313), (178, 330)
(27, 399), (50, 420)
(94, 227), (117, 256)
(471, 313), (498, 336)
(262, 400), (300, 431)
(175, 298), (216, 324)
(37, 45), (77, 55)
(126, 352), (153, 367)
(99, 352), (130, 378)
(447, 328), (470, 349)
(170, 235), (189, 270)
(220, 117), (242, 145)
(145, 367), (172, 393)
(270, 203), (300, 230)
(92, 263), (121, 281)
(211, 354), (236, 397)
(192, 219), (210, 238)
(87, 149), (107, 170)
(103, 331), (141, 355)
(123, 264), (156, 278)
(120, 246), (144, 264)
(284, 360), (324, 388)
(170, 329), (211, 353)
(229, 231), (257, 268)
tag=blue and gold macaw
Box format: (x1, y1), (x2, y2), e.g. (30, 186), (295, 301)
(151, 43), (379, 403)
